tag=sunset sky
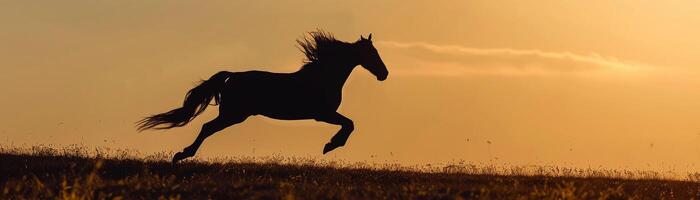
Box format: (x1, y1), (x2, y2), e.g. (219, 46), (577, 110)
(3, 1), (700, 172)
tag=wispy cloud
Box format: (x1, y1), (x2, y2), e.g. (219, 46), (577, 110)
(377, 41), (653, 76)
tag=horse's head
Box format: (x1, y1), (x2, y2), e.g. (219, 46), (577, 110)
(355, 34), (388, 81)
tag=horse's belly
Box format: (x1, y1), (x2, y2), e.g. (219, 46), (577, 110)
(259, 112), (315, 120)
(254, 98), (333, 119)
(220, 74), (342, 119)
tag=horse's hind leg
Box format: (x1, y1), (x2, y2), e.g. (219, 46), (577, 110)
(315, 112), (354, 154)
(172, 114), (248, 163)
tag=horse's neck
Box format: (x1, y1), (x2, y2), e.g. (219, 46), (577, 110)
(298, 62), (356, 89)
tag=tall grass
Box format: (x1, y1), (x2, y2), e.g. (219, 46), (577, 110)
(1, 144), (699, 199)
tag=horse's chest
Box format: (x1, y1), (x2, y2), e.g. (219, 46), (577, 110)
(322, 90), (342, 108)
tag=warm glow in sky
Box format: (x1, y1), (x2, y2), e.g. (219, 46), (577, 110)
(3, 1), (700, 172)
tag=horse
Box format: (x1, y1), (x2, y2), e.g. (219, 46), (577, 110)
(137, 31), (389, 163)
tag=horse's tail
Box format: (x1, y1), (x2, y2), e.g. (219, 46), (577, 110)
(137, 71), (230, 131)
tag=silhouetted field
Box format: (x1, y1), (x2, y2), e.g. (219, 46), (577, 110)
(2, 146), (700, 199)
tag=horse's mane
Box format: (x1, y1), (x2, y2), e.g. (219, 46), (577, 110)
(297, 31), (350, 70)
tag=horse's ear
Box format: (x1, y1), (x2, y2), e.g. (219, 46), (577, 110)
(360, 35), (366, 40)
(368, 33), (372, 41)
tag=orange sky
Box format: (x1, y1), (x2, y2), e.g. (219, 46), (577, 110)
(3, 1), (700, 172)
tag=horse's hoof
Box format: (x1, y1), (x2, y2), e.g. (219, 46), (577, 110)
(323, 142), (340, 154)
(172, 152), (185, 164)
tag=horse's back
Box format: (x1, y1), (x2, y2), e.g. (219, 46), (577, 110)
(219, 70), (332, 118)
(224, 69), (284, 81)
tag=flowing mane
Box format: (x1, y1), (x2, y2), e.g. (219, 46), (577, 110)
(296, 31), (351, 69)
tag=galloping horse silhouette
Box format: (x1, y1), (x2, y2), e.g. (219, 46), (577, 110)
(137, 31), (388, 163)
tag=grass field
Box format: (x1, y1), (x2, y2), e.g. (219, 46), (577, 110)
(2, 146), (700, 199)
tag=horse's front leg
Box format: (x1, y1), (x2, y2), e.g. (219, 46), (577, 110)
(315, 112), (354, 154)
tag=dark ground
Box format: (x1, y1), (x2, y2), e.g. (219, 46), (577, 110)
(1, 149), (700, 199)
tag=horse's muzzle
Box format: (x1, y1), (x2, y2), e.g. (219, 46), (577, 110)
(377, 72), (388, 81)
